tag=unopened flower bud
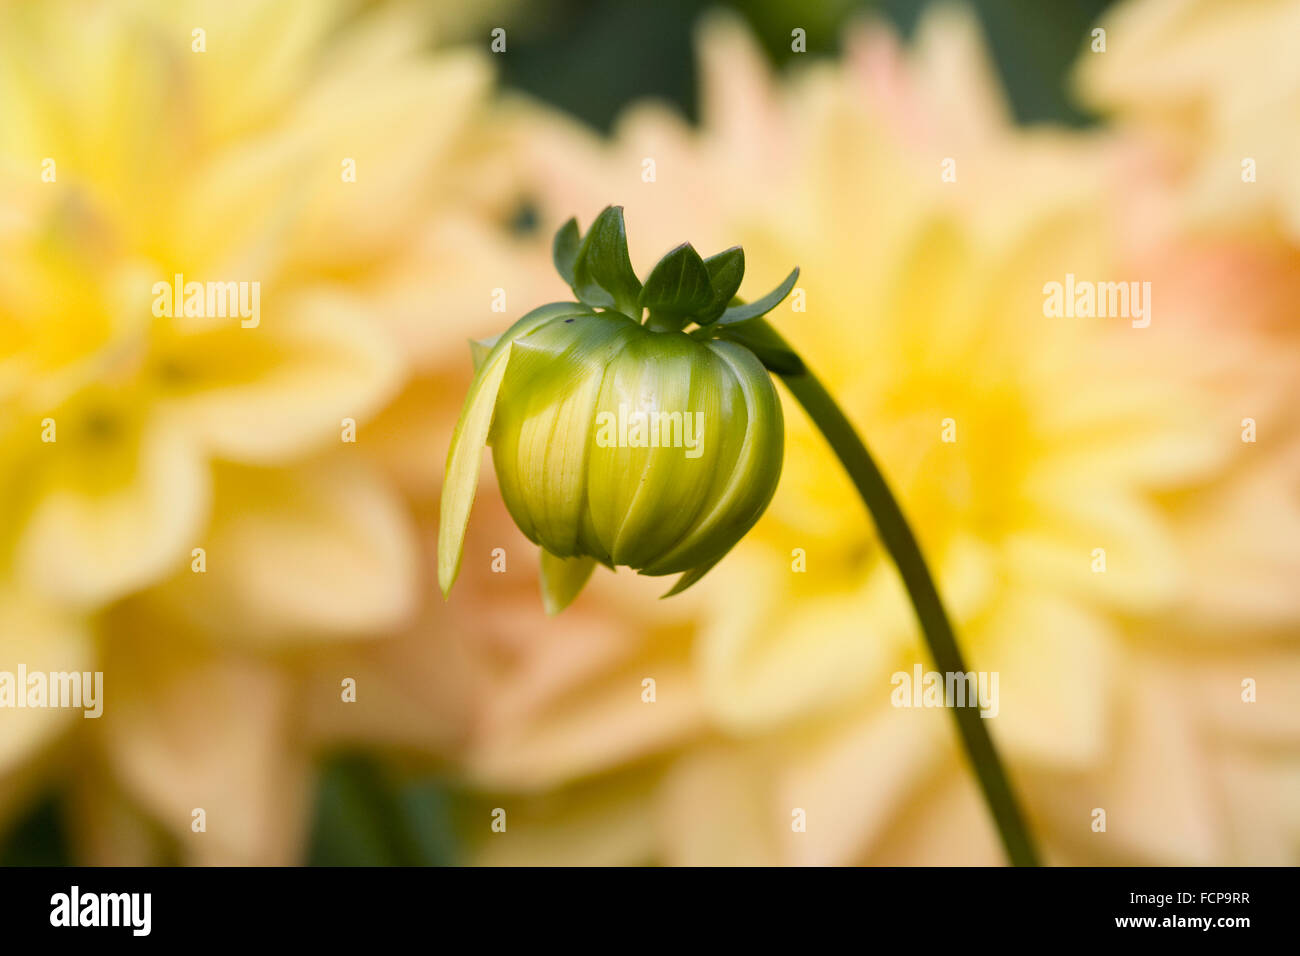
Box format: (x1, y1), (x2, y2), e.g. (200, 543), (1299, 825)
(440, 207), (798, 613)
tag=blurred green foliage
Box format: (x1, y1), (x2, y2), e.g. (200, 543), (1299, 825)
(307, 754), (460, 866)
(503, 0), (1117, 130)
(0, 793), (71, 866)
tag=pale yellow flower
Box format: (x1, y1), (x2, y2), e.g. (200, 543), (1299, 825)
(0, 0), (531, 860)
(1076, 0), (1300, 455)
(453, 8), (1300, 865)
(1077, 0), (1300, 241)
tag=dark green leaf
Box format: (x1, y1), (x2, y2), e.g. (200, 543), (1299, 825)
(715, 266), (800, 326)
(552, 217), (581, 286)
(307, 753), (461, 866)
(638, 242), (713, 316)
(1, 792), (72, 866)
(307, 754), (403, 866)
(698, 246), (745, 322)
(573, 205), (643, 317)
(396, 783), (460, 867)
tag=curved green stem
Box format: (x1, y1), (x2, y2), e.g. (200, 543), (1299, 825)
(758, 323), (1041, 866)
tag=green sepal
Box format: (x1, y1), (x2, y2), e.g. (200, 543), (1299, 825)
(552, 217), (581, 286)
(661, 555), (724, 597)
(539, 550), (597, 615)
(572, 205), (643, 318)
(714, 266), (799, 326)
(638, 242), (713, 318)
(468, 336), (498, 373)
(697, 246), (745, 323)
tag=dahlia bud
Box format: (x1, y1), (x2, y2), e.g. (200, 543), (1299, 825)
(440, 206), (799, 613)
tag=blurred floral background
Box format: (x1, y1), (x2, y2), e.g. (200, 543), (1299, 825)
(1, 0), (1297, 865)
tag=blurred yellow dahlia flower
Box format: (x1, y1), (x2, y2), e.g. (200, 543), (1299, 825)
(453, 8), (1300, 865)
(1077, 0), (1300, 459)
(1077, 0), (1300, 242)
(0, 0), (530, 862)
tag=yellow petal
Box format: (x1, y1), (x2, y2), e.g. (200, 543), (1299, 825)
(17, 403), (208, 608)
(147, 461), (418, 644)
(98, 628), (310, 865)
(539, 550), (596, 616)
(0, 591), (93, 773)
(157, 290), (403, 465)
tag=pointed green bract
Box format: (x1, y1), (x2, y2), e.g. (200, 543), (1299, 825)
(553, 217), (581, 285)
(715, 266), (800, 325)
(699, 246), (745, 322)
(572, 206), (642, 317)
(539, 550), (597, 615)
(468, 335), (497, 373)
(662, 555), (723, 597)
(639, 242), (713, 318)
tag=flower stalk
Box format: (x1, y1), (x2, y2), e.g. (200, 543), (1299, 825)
(762, 321), (1041, 867)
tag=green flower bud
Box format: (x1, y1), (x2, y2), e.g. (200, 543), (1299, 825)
(440, 207), (798, 613)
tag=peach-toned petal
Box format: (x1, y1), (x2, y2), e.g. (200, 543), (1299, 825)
(159, 291), (403, 465)
(145, 461), (419, 644)
(472, 774), (660, 867)
(776, 704), (951, 866)
(656, 746), (782, 866)
(1096, 658), (1221, 864)
(977, 595), (1118, 768)
(867, 769), (1007, 866)
(97, 630), (311, 866)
